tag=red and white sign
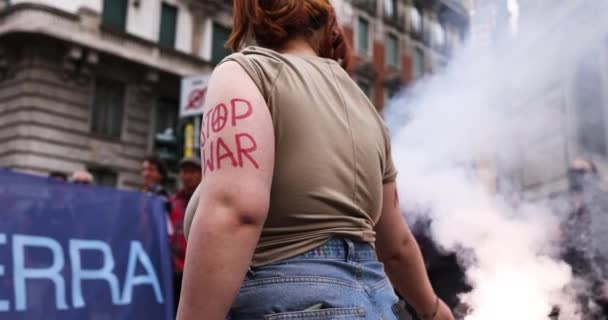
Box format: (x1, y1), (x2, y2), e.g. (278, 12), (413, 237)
(180, 75), (210, 118)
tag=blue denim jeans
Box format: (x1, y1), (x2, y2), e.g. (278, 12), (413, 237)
(228, 238), (401, 320)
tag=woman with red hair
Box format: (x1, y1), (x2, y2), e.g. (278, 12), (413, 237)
(178, 1), (454, 319)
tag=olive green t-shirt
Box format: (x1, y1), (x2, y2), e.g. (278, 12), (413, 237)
(184, 46), (397, 267)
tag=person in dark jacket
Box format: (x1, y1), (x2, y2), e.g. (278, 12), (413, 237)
(560, 158), (608, 319)
(169, 157), (202, 314)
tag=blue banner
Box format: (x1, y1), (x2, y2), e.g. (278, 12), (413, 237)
(0, 169), (173, 320)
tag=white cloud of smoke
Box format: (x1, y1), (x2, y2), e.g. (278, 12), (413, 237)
(385, 1), (608, 319)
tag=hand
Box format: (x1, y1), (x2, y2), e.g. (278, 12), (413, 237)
(599, 282), (608, 301)
(454, 302), (472, 320)
(419, 298), (454, 320)
(434, 299), (455, 320)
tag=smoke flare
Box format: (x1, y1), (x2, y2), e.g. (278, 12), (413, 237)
(386, 1), (608, 319)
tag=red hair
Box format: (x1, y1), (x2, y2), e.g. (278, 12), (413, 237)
(226, 0), (352, 69)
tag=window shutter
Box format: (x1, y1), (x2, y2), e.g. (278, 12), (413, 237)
(159, 3), (178, 48)
(386, 34), (399, 67)
(91, 77), (126, 138)
(102, 0), (128, 30)
(211, 23), (232, 64)
(358, 17), (370, 55)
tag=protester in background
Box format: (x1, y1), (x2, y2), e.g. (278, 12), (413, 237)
(141, 155), (173, 241)
(169, 157), (202, 314)
(561, 157), (608, 318)
(70, 170), (94, 185)
(48, 171), (68, 181)
(141, 155), (169, 197)
(177, 1), (453, 319)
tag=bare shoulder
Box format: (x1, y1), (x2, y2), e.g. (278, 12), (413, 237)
(213, 60), (245, 74)
(208, 61), (253, 88)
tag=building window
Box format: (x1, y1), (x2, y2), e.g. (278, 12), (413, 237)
(443, 27), (456, 55)
(211, 23), (232, 64)
(575, 61), (607, 155)
(102, 0), (128, 31)
(357, 17), (370, 56)
(386, 33), (399, 67)
(159, 3), (178, 48)
(432, 22), (446, 49)
(413, 47), (425, 79)
(91, 77), (126, 138)
(384, 0), (397, 18)
(154, 98), (180, 166)
(155, 98), (179, 135)
(0, 0), (10, 11)
(357, 79), (373, 99)
(408, 6), (422, 37)
(88, 167), (118, 187)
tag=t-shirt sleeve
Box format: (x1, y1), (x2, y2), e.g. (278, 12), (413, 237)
(383, 126), (398, 183)
(218, 50), (283, 105)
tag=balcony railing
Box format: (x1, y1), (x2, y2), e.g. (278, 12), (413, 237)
(438, 0), (469, 17)
(350, 0), (377, 16)
(354, 60), (378, 80)
(409, 27), (425, 44)
(204, 0), (232, 6)
(433, 42), (452, 57)
(184, 0), (232, 12)
(383, 12), (406, 32)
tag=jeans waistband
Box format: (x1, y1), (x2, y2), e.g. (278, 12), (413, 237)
(289, 238), (377, 262)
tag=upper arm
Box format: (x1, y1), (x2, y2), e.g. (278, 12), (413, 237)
(375, 181), (416, 261)
(196, 61), (275, 225)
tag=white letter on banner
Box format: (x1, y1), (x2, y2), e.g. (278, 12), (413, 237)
(13, 234), (68, 311)
(0, 234), (9, 311)
(120, 241), (163, 304)
(69, 240), (121, 308)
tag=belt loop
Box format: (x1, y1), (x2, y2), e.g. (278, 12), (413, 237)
(344, 238), (355, 261)
(247, 267), (256, 278)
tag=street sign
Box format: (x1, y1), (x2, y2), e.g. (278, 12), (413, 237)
(180, 75), (210, 118)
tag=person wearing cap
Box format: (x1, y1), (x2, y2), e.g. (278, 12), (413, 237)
(169, 157), (202, 313)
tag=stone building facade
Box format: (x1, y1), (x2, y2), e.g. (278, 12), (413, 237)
(0, 0), (232, 189)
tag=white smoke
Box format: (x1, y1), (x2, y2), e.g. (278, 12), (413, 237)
(386, 0), (608, 319)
